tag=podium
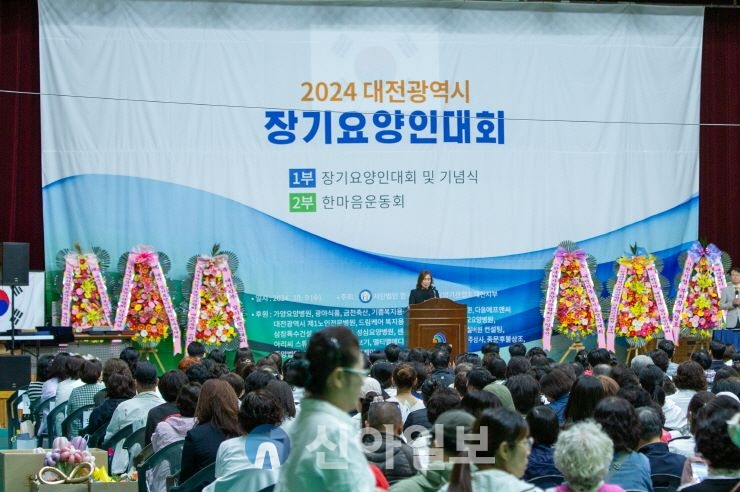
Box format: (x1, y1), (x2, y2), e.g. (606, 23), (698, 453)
(407, 298), (468, 359)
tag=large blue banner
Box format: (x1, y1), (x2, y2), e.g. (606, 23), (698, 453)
(39, 1), (703, 353)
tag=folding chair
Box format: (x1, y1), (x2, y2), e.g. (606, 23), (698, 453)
(45, 401), (68, 448)
(651, 473), (681, 492)
(136, 440), (185, 492)
(121, 426), (146, 473)
(61, 403), (95, 438)
(86, 422), (109, 449)
(5, 389), (21, 448)
(100, 423), (134, 472)
(31, 397), (55, 447)
(527, 474), (565, 489)
(170, 462), (216, 492)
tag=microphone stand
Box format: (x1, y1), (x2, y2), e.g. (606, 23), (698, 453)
(10, 286), (17, 355)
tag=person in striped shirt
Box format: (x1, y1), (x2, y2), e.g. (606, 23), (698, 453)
(66, 359), (105, 437)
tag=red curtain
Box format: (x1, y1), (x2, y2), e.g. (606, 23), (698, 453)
(0, 0), (42, 269)
(1, 2), (738, 269)
(700, 7), (740, 263)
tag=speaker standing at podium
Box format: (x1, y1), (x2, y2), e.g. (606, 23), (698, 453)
(721, 266), (740, 329)
(409, 269), (439, 305)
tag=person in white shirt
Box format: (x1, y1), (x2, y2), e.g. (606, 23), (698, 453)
(276, 326), (378, 492)
(204, 389), (285, 492)
(55, 356), (86, 405)
(105, 361), (164, 474)
(387, 363), (425, 425)
(666, 361), (708, 419)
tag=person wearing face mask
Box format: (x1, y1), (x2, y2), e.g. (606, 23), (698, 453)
(409, 270), (439, 305)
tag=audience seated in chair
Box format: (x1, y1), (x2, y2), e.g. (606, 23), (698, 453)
(105, 361), (164, 474)
(636, 406), (685, 478)
(443, 408), (538, 491)
(387, 364), (425, 425)
(505, 374), (541, 417)
(203, 389), (285, 492)
(55, 356), (86, 409)
(638, 365), (684, 433)
(27, 354), (55, 409)
(523, 406), (561, 485)
(594, 397), (652, 492)
(666, 361), (708, 423)
(93, 358), (133, 406)
(668, 391), (715, 458)
(145, 369), (189, 446)
(539, 367), (575, 424)
(66, 359), (105, 437)
(390, 409), (474, 492)
(679, 395), (740, 491)
(179, 379), (240, 484)
(148, 382), (201, 492)
(38, 353), (71, 435)
(275, 326), (377, 492)
(81, 372), (135, 437)
(563, 375), (605, 425)
(362, 401), (420, 485)
(119, 347), (140, 375)
(552, 420), (624, 492)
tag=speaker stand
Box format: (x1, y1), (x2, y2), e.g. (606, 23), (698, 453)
(9, 287), (17, 355)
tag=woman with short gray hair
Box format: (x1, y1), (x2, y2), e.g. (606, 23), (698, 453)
(553, 421), (624, 492)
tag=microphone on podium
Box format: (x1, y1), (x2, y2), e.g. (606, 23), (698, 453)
(432, 286), (440, 298)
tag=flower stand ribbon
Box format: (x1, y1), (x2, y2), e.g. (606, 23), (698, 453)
(186, 254), (248, 348)
(61, 252), (113, 329)
(114, 245), (182, 354)
(671, 242), (726, 337)
(542, 247), (605, 351)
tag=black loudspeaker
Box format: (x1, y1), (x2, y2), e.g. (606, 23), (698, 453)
(1, 242), (30, 286)
(0, 355), (32, 390)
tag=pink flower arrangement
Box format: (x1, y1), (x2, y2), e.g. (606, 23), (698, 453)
(115, 247), (181, 352)
(542, 245), (606, 350)
(555, 255), (598, 339)
(127, 261), (170, 344)
(610, 255), (669, 344)
(675, 255), (722, 337)
(62, 254), (112, 329)
(185, 245), (248, 350)
(194, 260), (237, 346)
(670, 243), (727, 340)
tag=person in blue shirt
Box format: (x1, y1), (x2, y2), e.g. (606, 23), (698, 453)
(523, 406), (561, 487)
(539, 367), (574, 424)
(594, 396), (653, 492)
